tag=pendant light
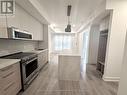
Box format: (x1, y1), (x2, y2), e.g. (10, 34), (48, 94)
(65, 5), (72, 32)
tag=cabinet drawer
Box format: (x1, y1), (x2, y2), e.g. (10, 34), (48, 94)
(0, 63), (21, 95)
(3, 80), (20, 95)
(0, 64), (21, 86)
(1, 71), (15, 87)
(0, 63), (19, 77)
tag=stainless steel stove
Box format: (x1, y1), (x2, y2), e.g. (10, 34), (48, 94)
(0, 52), (39, 90)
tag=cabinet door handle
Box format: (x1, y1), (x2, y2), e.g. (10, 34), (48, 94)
(4, 82), (14, 91)
(1, 65), (13, 71)
(2, 71), (14, 78)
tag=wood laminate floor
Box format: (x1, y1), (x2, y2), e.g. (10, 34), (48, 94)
(21, 54), (118, 95)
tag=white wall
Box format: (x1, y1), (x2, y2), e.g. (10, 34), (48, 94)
(78, 32), (84, 55)
(103, 0), (127, 81)
(99, 15), (110, 31)
(83, 15), (109, 65)
(88, 15), (110, 64)
(88, 25), (100, 64)
(49, 32), (56, 53)
(78, 26), (91, 58)
(77, 0), (107, 64)
(48, 28), (54, 53)
(118, 32), (127, 95)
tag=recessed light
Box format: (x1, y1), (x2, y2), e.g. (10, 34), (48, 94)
(50, 24), (56, 28)
(72, 24), (75, 27)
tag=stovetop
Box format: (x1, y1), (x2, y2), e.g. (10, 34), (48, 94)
(0, 52), (37, 62)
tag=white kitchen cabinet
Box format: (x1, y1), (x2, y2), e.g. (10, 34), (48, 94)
(43, 50), (48, 64)
(58, 53), (81, 81)
(7, 9), (21, 29)
(38, 50), (48, 70)
(5, 4), (43, 40)
(0, 4), (44, 40)
(0, 17), (8, 38)
(0, 63), (21, 95)
(15, 4), (43, 41)
(38, 53), (44, 70)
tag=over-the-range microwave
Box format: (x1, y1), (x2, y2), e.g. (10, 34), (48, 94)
(7, 27), (32, 40)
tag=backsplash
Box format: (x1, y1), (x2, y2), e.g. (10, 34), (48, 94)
(0, 39), (38, 57)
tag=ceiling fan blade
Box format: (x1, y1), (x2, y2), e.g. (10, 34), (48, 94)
(67, 5), (72, 16)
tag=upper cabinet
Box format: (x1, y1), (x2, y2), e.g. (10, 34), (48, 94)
(6, 6), (21, 29)
(0, 17), (8, 38)
(7, 4), (43, 41)
(0, 4), (44, 41)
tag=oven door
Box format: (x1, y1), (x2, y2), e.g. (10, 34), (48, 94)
(21, 57), (38, 88)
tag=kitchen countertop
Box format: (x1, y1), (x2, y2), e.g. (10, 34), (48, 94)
(58, 51), (81, 56)
(0, 49), (48, 69)
(30, 49), (48, 54)
(58, 53), (80, 56)
(0, 59), (20, 70)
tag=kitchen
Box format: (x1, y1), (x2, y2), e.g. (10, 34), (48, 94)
(0, 0), (127, 95)
(0, 1), (49, 94)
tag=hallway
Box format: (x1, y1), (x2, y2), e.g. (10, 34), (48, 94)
(21, 54), (118, 95)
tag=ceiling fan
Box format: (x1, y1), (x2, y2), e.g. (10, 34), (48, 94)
(65, 5), (72, 32)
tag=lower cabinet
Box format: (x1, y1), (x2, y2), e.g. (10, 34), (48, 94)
(38, 50), (48, 70)
(0, 63), (21, 95)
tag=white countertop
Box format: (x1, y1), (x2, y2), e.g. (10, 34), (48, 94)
(0, 59), (20, 70)
(29, 49), (48, 54)
(58, 52), (81, 56)
(58, 50), (81, 56)
(59, 54), (81, 56)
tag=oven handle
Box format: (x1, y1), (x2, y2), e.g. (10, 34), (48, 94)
(23, 57), (38, 65)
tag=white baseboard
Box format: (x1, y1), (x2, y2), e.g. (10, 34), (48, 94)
(102, 76), (120, 82)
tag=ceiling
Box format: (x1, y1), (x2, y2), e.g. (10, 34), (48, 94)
(37, 0), (104, 32)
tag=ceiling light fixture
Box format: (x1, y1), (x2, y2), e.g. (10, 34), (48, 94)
(72, 24), (75, 27)
(50, 24), (56, 28)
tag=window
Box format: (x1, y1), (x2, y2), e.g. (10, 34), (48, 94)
(54, 34), (72, 51)
(54, 35), (63, 51)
